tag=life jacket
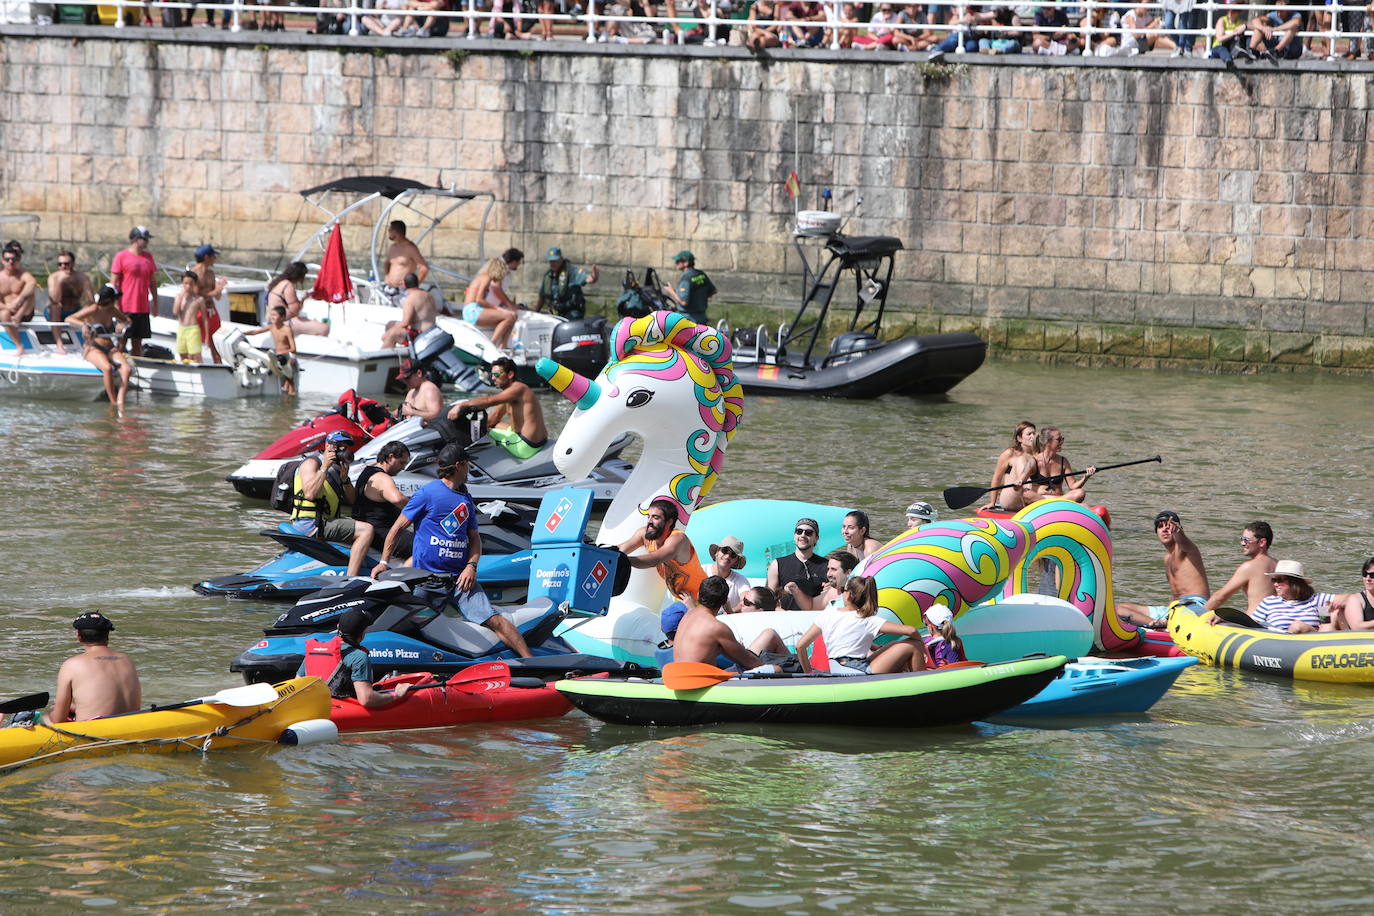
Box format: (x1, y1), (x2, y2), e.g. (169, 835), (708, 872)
(303, 636), (360, 699)
(337, 389), (396, 438)
(290, 463), (344, 524)
(644, 533), (708, 603)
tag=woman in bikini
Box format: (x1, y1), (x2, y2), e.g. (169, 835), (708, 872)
(1034, 426), (1096, 503)
(983, 420), (1041, 511)
(462, 257), (519, 351)
(266, 262), (330, 337)
(1329, 557), (1374, 631)
(66, 285), (133, 414)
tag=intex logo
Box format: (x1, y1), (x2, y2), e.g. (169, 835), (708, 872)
(1252, 655), (1283, 669)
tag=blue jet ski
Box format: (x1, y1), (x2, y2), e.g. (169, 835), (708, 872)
(194, 501), (537, 603)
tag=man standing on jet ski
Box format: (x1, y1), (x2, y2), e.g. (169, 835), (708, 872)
(445, 356), (549, 460)
(372, 443), (533, 658)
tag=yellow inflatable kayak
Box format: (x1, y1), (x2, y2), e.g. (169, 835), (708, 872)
(1168, 605), (1374, 684)
(0, 677), (330, 771)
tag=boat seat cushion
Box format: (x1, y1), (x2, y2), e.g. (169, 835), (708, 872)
(418, 597), (555, 656)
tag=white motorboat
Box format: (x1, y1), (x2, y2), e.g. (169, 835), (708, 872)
(0, 323), (108, 400)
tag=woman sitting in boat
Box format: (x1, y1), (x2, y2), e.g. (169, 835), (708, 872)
(462, 256), (519, 351)
(786, 549), (858, 611)
(1329, 557), (1374, 631)
(983, 421), (1042, 511)
(1033, 426), (1096, 503)
(922, 605), (966, 668)
(794, 576), (926, 675)
(841, 510), (883, 560)
(66, 285), (133, 415)
(266, 262), (330, 337)
(1251, 560), (1347, 634)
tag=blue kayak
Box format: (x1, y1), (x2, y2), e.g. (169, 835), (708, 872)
(993, 656), (1198, 717)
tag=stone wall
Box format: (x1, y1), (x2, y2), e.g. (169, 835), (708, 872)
(3, 29), (1374, 373)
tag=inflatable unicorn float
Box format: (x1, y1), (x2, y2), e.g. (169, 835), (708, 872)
(536, 310), (1167, 664)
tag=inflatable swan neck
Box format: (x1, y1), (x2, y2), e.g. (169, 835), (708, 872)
(536, 356), (600, 409)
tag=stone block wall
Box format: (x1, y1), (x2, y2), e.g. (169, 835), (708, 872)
(2, 31), (1373, 374)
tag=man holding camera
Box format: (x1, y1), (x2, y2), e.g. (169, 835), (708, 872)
(290, 429), (376, 578)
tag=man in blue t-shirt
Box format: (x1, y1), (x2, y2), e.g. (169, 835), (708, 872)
(372, 443), (532, 657)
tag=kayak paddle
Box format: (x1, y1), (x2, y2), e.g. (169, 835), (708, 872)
(147, 682), (281, 712)
(1212, 606), (1263, 629)
(662, 662), (735, 690)
(942, 455), (1163, 510)
(0, 692), (49, 715)
(394, 663), (515, 698)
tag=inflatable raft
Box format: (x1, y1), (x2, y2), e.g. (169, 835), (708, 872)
(994, 656), (1197, 717)
(329, 670), (572, 732)
(1168, 604), (1374, 684)
(0, 677), (330, 771)
(555, 655), (1067, 727)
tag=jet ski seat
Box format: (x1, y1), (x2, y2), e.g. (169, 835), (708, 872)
(417, 597), (557, 657)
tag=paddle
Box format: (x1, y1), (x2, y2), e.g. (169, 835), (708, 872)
(0, 692), (49, 715)
(1212, 606), (1263, 629)
(942, 455), (1163, 510)
(662, 661), (735, 690)
(384, 663), (514, 698)
(145, 682), (281, 713)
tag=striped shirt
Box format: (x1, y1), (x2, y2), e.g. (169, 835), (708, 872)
(1252, 593), (1333, 632)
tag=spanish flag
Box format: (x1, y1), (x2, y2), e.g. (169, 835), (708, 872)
(783, 171), (801, 199)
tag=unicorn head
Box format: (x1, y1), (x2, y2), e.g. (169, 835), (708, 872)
(537, 311), (743, 541)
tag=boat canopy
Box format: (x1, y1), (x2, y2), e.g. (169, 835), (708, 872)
(780, 232), (904, 368)
(297, 176), (476, 201)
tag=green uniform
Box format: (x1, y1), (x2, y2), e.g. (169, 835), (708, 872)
(674, 267), (716, 324)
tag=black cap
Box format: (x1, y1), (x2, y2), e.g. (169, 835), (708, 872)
(437, 442), (470, 469)
(1154, 510), (1181, 527)
(338, 607), (371, 643)
(72, 612), (114, 632)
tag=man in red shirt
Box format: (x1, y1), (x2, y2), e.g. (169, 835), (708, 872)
(110, 226), (157, 357)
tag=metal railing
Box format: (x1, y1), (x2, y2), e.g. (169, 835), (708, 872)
(23, 0), (1374, 61)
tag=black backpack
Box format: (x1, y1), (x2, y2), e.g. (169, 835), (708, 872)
(269, 459), (305, 513)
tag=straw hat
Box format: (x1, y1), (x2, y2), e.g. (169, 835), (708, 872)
(1266, 559), (1312, 583)
(709, 535), (746, 567)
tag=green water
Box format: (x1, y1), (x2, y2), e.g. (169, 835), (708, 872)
(2, 361), (1372, 913)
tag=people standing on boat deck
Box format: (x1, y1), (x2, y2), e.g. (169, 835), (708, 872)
(266, 262), (330, 337)
(352, 441), (415, 563)
(381, 220), (429, 307)
(66, 285), (133, 414)
(446, 356), (549, 459)
(904, 501), (938, 530)
(661, 250), (716, 325)
(50, 612), (141, 723)
(620, 498), (708, 618)
(1329, 557), (1374, 631)
(983, 421), (1042, 511)
(1204, 521), (1277, 613)
(739, 586), (778, 612)
(786, 549), (859, 611)
(110, 226), (157, 357)
(706, 535), (751, 611)
(462, 257), (520, 351)
(373, 443), (533, 658)
(298, 607), (415, 707)
(1117, 510), (1211, 629)
(246, 305), (299, 395)
(1250, 560), (1346, 634)
(172, 272), (208, 364)
(292, 429), (374, 576)
(397, 357), (443, 422)
(1033, 426), (1096, 503)
(671, 576), (789, 668)
(841, 510), (883, 560)
(767, 517), (828, 610)
(795, 576), (927, 675)
(381, 272), (437, 349)
(46, 250), (95, 351)
(537, 247), (599, 319)
(0, 241), (37, 354)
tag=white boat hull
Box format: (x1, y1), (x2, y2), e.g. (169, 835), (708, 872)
(130, 357), (272, 400)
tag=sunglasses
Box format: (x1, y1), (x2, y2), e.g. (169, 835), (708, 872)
(1273, 577), (1298, 585)
(57, 260), (73, 267)
(795, 528), (817, 536)
(1, 256), (17, 263)
(718, 546), (737, 557)
(1240, 536), (1255, 545)
(1362, 571), (1374, 578)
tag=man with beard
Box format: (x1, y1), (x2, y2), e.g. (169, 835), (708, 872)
(619, 498), (708, 640)
(766, 516), (829, 611)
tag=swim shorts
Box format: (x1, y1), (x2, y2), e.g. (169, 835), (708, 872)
(462, 301), (483, 324)
(1147, 594), (1207, 619)
(175, 324), (202, 357)
(489, 428), (547, 460)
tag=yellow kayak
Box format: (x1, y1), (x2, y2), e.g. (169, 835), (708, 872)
(0, 677), (330, 771)
(1168, 605), (1374, 684)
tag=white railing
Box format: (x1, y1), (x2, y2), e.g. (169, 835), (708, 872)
(24, 1), (1374, 62)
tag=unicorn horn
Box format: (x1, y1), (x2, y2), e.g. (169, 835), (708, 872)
(535, 357), (601, 410)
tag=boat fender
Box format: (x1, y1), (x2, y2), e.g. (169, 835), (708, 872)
(277, 718), (340, 747)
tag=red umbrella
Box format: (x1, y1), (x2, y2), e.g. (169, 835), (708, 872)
(310, 223), (355, 304)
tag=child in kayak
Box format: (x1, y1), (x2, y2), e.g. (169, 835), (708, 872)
(795, 576), (926, 675)
(923, 605), (967, 668)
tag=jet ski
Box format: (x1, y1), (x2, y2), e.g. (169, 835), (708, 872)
(229, 567), (644, 685)
(193, 500), (536, 603)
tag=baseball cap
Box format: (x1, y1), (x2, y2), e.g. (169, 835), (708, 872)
(129, 226), (153, 241)
(325, 430), (355, 446)
(338, 607), (372, 643)
(905, 501), (937, 523)
(436, 442), (471, 469)
(545, 246), (563, 261)
(97, 283), (121, 302)
(194, 244), (219, 260)
(673, 249), (695, 263)
(397, 357), (421, 378)
(1154, 510), (1181, 527)
(661, 602), (688, 638)
(924, 605), (953, 628)
(72, 611), (115, 632)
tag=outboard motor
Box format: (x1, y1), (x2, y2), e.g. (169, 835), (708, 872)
(550, 316), (609, 379)
(409, 325), (483, 389)
(827, 331), (881, 366)
(214, 325), (278, 388)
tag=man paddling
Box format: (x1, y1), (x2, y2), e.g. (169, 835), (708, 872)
(1205, 521), (1277, 613)
(50, 612), (141, 723)
(298, 607), (414, 707)
(372, 443), (532, 658)
(1118, 510), (1211, 628)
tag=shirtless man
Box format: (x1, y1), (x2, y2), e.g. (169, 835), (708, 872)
(382, 220), (428, 307)
(0, 242), (38, 353)
(1118, 510), (1211, 628)
(46, 251), (95, 353)
(1205, 521), (1277, 613)
(50, 612), (141, 723)
(190, 244), (228, 363)
(381, 272), (437, 348)
(396, 358), (443, 422)
(672, 576), (771, 667)
(446, 356), (548, 458)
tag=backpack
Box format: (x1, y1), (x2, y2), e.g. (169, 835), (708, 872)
(269, 458), (306, 512)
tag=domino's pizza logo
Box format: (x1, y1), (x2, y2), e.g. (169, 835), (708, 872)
(581, 560), (610, 596)
(440, 501), (470, 537)
(545, 496), (574, 533)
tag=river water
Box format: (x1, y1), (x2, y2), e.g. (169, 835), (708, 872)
(2, 361), (1373, 912)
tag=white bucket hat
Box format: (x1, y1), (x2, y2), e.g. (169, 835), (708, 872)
(1266, 559), (1312, 583)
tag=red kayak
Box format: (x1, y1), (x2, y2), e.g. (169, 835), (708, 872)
(976, 504), (1113, 529)
(329, 667), (572, 733)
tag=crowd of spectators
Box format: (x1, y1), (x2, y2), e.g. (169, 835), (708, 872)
(21, 0), (1374, 60)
